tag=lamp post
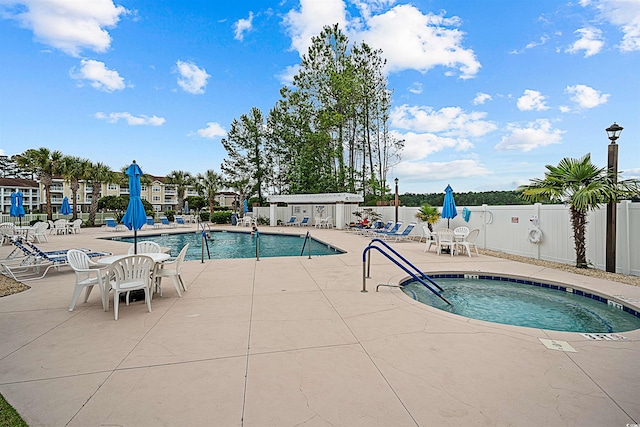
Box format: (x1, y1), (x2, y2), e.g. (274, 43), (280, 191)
(605, 122), (623, 273)
(394, 177), (399, 224)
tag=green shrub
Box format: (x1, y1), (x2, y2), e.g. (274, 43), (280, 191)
(164, 210), (176, 222)
(199, 211), (210, 222)
(210, 211), (232, 224)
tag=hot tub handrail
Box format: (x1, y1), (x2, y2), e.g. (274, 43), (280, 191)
(368, 238), (443, 292)
(362, 244), (452, 306)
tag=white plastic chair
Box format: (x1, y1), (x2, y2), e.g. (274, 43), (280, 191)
(67, 249), (108, 312)
(423, 226), (437, 252)
(107, 255), (154, 320)
(0, 223), (17, 246)
(53, 219), (69, 235)
(128, 241), (162, 254)
(453, 226), (470, 240)
(70, 219), (82, 234)
(436, 229), (456, 256)
(456, 228), (480, 257)
(154, 243), (189, 297)
(31, 221), (49, 243)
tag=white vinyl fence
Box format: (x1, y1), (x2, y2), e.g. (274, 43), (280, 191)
(255, 201), (639, 276)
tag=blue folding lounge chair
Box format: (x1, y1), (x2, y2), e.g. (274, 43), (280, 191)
(294, 217), (309, 227)
(175, 216), (187, 227)
(374, 221), (402, 237)
(383, 222), (417, 242)
(105, 217), (126, 231)
(284, 216), (296, 226)
(0, 238), (110, 281)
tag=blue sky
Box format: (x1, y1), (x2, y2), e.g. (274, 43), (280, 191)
(1, 0), (638, 194)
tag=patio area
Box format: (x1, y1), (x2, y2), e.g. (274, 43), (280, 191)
(0, 225), (639, 426)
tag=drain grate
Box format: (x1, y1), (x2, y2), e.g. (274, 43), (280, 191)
(580, 333), (628, 341)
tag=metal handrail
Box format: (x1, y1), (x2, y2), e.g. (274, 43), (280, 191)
(361, 242), (452, 306)
(368, 238), (443, 292)
(300, 231), (311, 258)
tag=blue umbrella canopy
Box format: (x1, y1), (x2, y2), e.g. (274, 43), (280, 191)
(10, 192), (25, 225)
(60, 196), (72, 216)
(441, 184), (458, 228)
(122, 161), (147, 253)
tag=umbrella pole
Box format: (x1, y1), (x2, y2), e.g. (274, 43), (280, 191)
(134, 229), (137, 254)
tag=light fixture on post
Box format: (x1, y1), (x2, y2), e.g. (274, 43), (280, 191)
(605, 122), (623, 273)
(394, 177), (399, 224)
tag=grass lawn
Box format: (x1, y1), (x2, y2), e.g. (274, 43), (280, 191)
(0, 393), (27, 427)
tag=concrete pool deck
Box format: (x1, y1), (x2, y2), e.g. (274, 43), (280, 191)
(0, 224), (639, 426)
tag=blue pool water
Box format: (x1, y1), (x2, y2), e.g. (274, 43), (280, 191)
(402, 274), (640, 333)
(111, 230), (343, 260)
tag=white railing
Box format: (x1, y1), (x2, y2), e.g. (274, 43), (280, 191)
(255, 201), (639, 276)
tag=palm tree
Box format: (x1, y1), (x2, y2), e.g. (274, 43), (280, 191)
(87, 162), (115, 226)
(165, 170), (194, 213)
(15, 148), (64, 220)
(196, 170), (222, 213)
(60, 156), (92, 220)
(518, 154), (640, 268)
(415, 203), (440, 232)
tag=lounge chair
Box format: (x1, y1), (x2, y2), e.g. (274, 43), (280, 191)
(373, 222), (402, 238)
(175, 216), (188, 227)
(283, 216), (297, 226)
(160, 216), (176, 228)
(294, 217), (309, 227)
(105, 218), (126, 232)
(383, 222), (417, 242)
(0, 238), (111, 281)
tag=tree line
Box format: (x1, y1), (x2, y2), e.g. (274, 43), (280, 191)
(221, 24), (401, 205)
(399, 190), (531, 207)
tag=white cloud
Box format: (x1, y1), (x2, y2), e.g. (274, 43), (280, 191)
(408, 82), (422, 94)
(565, 27), (604, 57)
(473, 92), (492, 105)
(623, 167), (640, 180)
(175, 60), (210, 94)
(559, 105), (571, 113)
(283, 0), (347, 55)
(95, 112), (165, 126)
(398, 159), (491, 181)
(392, 130), (467, 161)
(234, 11), (254, 41)
(565, 84), (610, 108)
(0, 0), (128, 57)
(190, 122), (226, 139)
(70, 59), (125, 92)
(517, 89), (549, 111)
(358, 5), (480, 78)
(282, 1), (480, 79)
(495, 119), (565, 152)
(275, 64), (300, 85)
(391, 104), (497, 139)
(585, 0), (640, 52)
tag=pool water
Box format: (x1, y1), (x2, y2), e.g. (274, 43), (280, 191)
(114, 231), (343, 261)
(402, 275), (640, 333)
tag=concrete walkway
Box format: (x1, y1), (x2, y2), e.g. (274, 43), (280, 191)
(0, 225), (638, 426)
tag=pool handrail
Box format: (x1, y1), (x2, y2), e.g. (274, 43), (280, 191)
(300, 231), (312, 258)
(368, 238), (444, 292)
(362, 241), (452, 306)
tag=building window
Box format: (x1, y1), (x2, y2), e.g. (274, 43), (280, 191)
(108, 184), (118, 190)
(152, 196), (161, 202)
(152, 186), (161, 192)
(141, 185), (147, 191)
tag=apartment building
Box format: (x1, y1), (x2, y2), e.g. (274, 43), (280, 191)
(0, 177), (40, 214)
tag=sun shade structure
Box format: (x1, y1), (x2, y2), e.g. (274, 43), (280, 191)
(60, 196), (72, 216)
(10, 191), (25, 226)
(441, 185), (458, 228)
(121, 161), (147, 254)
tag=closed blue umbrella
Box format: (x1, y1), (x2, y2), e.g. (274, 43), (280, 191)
(243, 199), (249, 213)
(121, 160), (147, 254)
(184, 200), (189, 214)
(60, 196), (72, 216)
(441, 184), (458, 228)
(10, 191), (25, 226)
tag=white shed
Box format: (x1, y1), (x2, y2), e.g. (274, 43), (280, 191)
(267, 193), (364, 229)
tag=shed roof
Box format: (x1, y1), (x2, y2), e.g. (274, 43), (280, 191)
(267, 193), (363, 204)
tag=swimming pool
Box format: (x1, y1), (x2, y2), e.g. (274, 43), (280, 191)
(109, 230), (344, 260)
(402, 273), (640, 333)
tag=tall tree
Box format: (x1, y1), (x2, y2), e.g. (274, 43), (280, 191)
(518, 154), (640, 268)
(15, 147), (64, 220)
(221, 107), (270, 205)
(87, 162), (115, 226)
(60, 155), (92, 220)
(196, 169), (223, 213)
(165, 170), (194, 212)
